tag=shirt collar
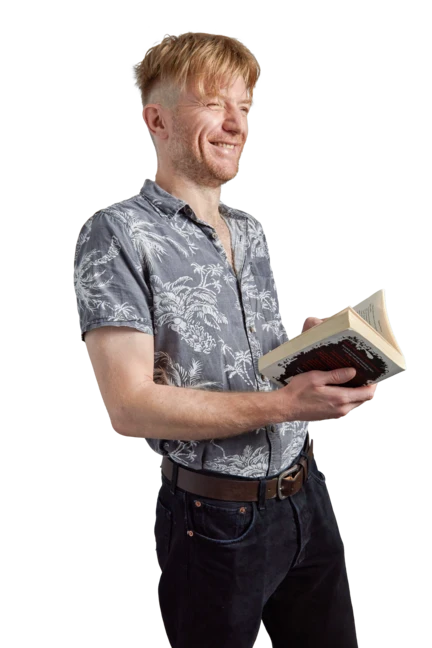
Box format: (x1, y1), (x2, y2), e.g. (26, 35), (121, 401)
(139, 178), (247, 221)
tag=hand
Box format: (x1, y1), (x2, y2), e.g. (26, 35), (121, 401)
(301, 317), (329, 334)
(277, 367), (377, 422)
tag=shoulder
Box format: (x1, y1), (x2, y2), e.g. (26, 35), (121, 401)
(77, 208), (111, 233)
(76, 192), (156, 237)
(220, 203), (264, 233)
(235, 209), (266, 242)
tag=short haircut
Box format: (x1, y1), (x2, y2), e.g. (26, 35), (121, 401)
(132, 32), (261, 132)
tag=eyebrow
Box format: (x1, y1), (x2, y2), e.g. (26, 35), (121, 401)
(206, 95), (253, 106)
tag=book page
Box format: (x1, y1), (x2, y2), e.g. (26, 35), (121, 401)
(352, 289), (402, 353)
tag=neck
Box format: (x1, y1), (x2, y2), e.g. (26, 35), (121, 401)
(154, 170), (222, 227)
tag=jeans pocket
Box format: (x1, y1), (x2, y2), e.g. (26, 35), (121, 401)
(154, 496), (173, 570)
(185, 493), (257, 545)
(309, 457), (326, 484)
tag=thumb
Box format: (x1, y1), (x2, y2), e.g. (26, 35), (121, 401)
(329, 367), (356, 383)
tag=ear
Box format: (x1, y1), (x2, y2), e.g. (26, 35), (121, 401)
(143, 104), (168, 142)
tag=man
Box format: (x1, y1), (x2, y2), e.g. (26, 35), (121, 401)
(73, 32), (376, 648)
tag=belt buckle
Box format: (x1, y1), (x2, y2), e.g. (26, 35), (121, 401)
(277, 463), (302, 500)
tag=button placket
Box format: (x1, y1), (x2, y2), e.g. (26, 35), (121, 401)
(210, 228), (234, 276)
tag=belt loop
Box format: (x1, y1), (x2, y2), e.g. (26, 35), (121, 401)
(170, 460), (179, 495)
(300, 432), (311, 473)
(258, 479), (267, 510)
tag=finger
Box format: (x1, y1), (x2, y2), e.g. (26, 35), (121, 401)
(330, 401), (369, 421)
(346, 399), (371, 412)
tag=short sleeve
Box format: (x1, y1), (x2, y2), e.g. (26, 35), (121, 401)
(73, 209), (154, 342)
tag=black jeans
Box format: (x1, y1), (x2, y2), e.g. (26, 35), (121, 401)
(153, 446), (358, 648)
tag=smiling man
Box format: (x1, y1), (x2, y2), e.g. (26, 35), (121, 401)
(160, 78), (249, 188)
(73, 32), (376, 648)
(147, 72), (249, 246)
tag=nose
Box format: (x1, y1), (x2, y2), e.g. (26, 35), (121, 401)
(222, 106), (246, 135)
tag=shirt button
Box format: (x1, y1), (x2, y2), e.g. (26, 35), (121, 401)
(212, 232), (217, 239)
(249, 325), (256, 333)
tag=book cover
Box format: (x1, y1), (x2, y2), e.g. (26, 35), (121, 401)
(258, 289), (406, 389)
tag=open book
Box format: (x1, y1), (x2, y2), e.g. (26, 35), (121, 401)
(258, 289), (406, 388)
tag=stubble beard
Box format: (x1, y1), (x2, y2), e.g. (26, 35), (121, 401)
(167, 113), (240, 187)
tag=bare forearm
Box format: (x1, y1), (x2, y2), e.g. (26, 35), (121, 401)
(114, 383), (286, 440)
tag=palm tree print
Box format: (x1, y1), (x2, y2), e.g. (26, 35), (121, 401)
(74, 216), (144, 327)
(73, 179), (309, 478)
(151, 264), (232, 354)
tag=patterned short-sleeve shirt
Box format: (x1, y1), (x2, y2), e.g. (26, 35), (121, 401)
(73, 179), (309, 477)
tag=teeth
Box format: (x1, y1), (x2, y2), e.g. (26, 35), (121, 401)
(213, 142), (235, 149)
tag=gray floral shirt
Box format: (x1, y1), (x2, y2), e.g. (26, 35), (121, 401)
(73, 179), (309, 478)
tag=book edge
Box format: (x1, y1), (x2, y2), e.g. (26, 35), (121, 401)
(258, 309), (406, 374)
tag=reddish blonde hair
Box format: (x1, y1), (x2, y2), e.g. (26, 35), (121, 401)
(132, 32), (261, 111)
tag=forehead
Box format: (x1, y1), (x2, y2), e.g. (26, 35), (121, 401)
(185, 74), (251, 102)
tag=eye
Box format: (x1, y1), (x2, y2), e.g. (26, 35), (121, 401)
(206, 103), (249, 114)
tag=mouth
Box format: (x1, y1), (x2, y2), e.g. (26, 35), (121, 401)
(209, 141), (239, 154)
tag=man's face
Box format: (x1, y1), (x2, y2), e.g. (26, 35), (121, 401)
(163, 75), (250, 187)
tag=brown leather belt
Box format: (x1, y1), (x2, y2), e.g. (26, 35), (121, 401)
(161, 433), (314, 502)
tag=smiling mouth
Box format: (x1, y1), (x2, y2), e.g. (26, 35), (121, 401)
(209, 142), (239, 153)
